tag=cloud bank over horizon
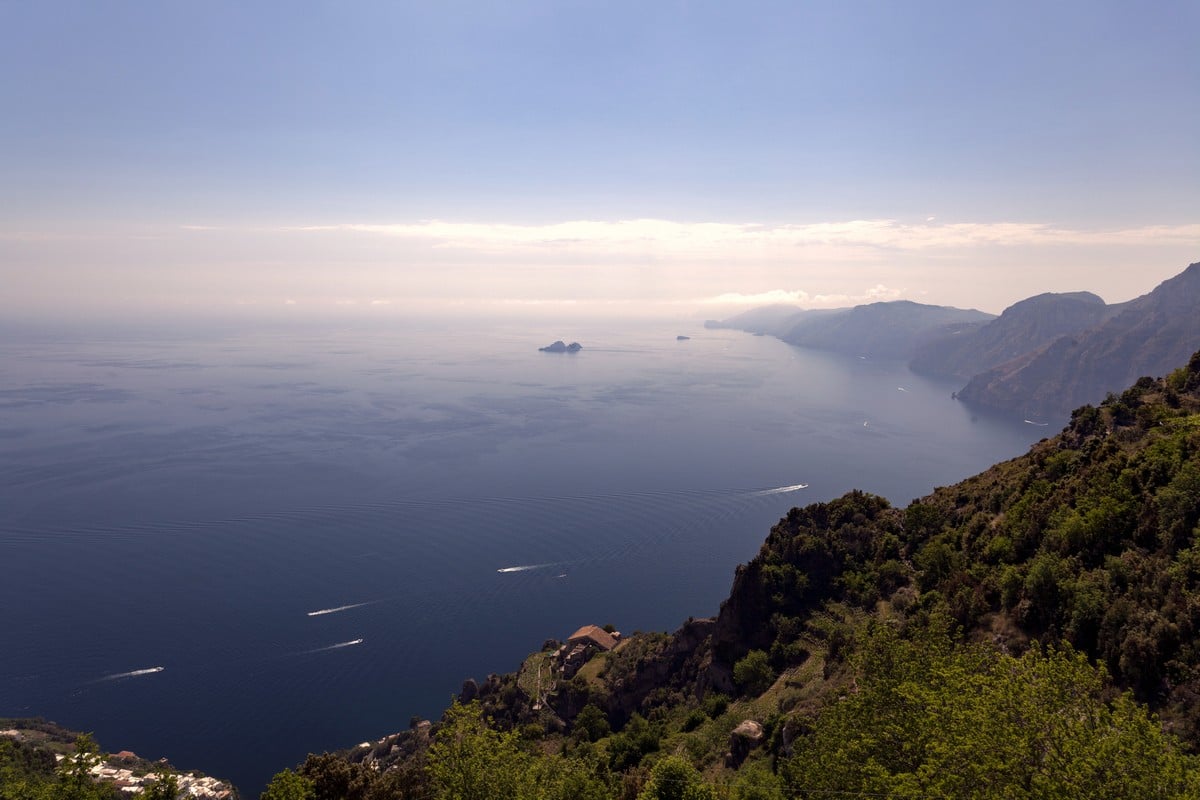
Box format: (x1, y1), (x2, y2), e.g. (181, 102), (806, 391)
(281, 218), (1200, 254)
(2, 3), (1197, 322)
(3, 215), (1197, 320)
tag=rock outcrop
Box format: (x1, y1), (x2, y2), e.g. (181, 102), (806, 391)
(539, 340), (582, 353)
(726, 719), (765, 766)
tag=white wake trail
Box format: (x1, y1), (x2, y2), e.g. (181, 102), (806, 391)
(751, 483), (809, 497)
(307, 601), (374, 617)
(101, 666), (164, 681)
(496, 563), (555, 573)
(305, 639), (364, 654)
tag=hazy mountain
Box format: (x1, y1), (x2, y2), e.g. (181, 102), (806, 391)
(708, 263), (1200, 421)
(711, 300), (995, 360)
(911, 291), (1116, 380)
(704, 305), (837, 338)
(779, 300), (994, 360)
(957, 262), (1200, 418)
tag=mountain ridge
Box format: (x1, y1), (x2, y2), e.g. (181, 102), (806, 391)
(712, 261), (1200, 421)
(910, 290), (1116, 381)
(708, 299), (995, 360)
(958, 262), (1200, 417)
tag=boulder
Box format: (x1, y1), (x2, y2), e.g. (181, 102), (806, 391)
(726, 719), (765, 766)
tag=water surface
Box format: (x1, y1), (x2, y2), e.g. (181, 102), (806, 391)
(0, 315), (1046, 793)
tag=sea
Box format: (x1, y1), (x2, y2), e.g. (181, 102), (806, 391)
(0, 314), (1050, 794)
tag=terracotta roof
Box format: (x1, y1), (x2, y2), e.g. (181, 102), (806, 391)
(567, 625), (617, 650)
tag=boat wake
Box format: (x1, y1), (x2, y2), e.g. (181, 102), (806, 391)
(497, 563), (555, 573)
(751, 483), (809, 496)
(101, 666), (164, 681)
(307, 601), (374, 617)
(1023, 420), (1049, 427)
(305, 639), (364, 654)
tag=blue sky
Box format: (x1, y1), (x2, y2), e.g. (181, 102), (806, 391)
(2, 1), (1198, 317)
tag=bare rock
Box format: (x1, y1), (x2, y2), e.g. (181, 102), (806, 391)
(727, 719), (765, 766)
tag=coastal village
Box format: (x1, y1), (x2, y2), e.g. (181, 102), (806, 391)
(0, 727), (235, 799)
(74, 755), (235, 799)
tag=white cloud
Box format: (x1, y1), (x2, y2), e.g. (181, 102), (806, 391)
(7, 215), (1196, 319)
(281, 218), (1200, 256)
(701, 289), (816, 305)
(700, 284), (904, 308)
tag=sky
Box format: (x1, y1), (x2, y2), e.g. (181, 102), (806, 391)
(2, 0), (1198, 319)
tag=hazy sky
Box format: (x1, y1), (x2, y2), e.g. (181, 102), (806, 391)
(3, 1), (1198, 319)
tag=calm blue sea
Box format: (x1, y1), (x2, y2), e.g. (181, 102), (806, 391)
(0, 315), (1047, 794)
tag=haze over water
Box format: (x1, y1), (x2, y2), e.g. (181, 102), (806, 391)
(0, 315), (1047, 793)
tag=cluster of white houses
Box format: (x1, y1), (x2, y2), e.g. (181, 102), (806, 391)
(66, 752), (235, 798)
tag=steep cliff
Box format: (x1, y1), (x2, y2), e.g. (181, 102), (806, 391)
(957, 263), (1200, 418)
(911, 290), (1114, 380)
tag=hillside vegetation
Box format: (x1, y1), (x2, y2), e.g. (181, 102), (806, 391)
(0, 720), (210, 800)
(252, 351), (1200, 799)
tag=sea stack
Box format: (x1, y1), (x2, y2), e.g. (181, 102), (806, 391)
(539, 340), (582, 353)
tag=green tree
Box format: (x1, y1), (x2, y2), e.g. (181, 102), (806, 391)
(0, 740), (53, 800)
(426, 701), (533, 800)
(141, 772), (179, 800)
(260, 769), (315, 800)
(727, 760), (784, 800)
(732, 650), (775, 696)
(297, 752), (376, 800)
(526, 753), (614, 800)
(57, 734), (110, 800)
(606, 713), (659, 772)
(636, 755), (715, 800)
(572, 704), (610, 742)
(782, 619), (1200, 798)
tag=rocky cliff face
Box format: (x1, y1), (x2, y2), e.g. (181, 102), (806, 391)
(957, 262), (1200, 418)
(601, 618), (720, 723)
(911, 291), (1114, 380)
